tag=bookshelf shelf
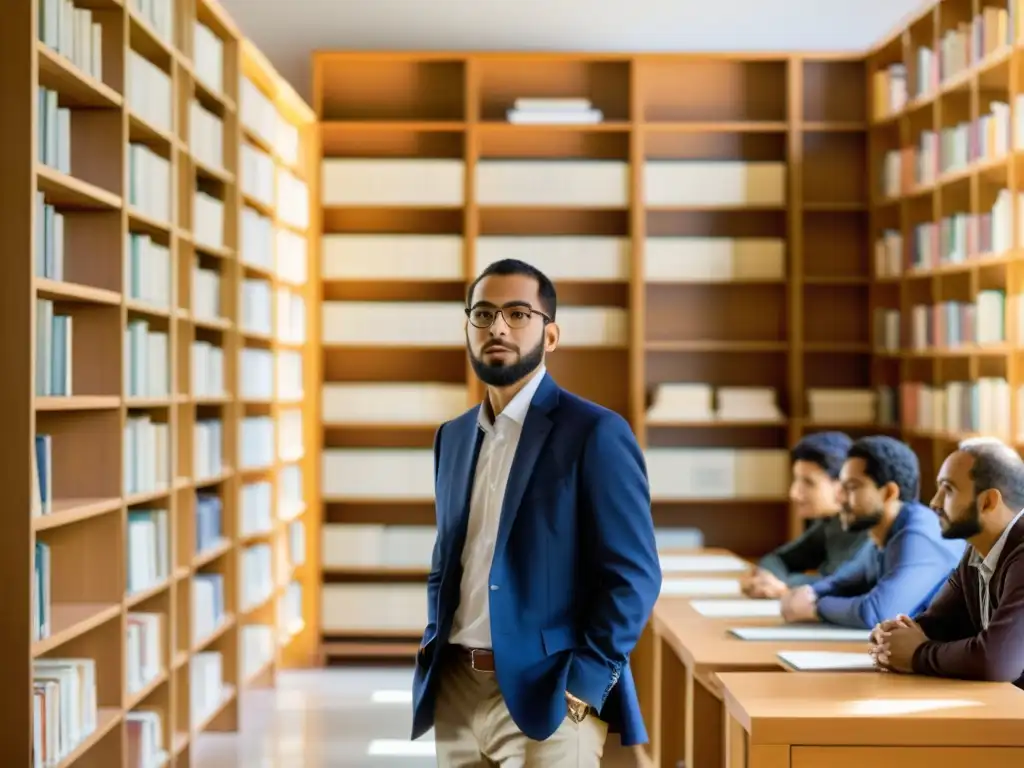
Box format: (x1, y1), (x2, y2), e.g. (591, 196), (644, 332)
(1, 0), (317, 764)
(312, 51), (871, 661)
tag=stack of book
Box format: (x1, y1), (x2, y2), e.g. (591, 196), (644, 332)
(506, 97), (603, 124)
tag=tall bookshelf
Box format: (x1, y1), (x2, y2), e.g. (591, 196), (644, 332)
(311, 52), (875, 661)
(867, 0), (1023, 501)
(0, 0), (316, 764)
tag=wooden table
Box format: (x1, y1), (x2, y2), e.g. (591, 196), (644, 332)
(718, 671), (1024, 767)
(642, 600), (868, 768)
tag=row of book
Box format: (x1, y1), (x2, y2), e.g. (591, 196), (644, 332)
(128, 143), (172, 224)
(240, 416), (275, 470)
(192, 260), (222, 320)
(127, 234), (172, 309)
(907, 291), (1006, 348)
(910, 189), (1021, 268)
(193, 21), (225, 96)
(190, 100), (226, 172)
(881, 100), (1013, 195)
(195, 419), (224, 480)
(241, 544), (274, 612)
(128, 50), (172, 134)
(125, 414), (171, 496)
(647, 383), (783, 423)
(33, 658), (97, 768)
(194, 191), (225, 251)
(871, 2), (1020, 120)
(127, 508), (170, 595)
(901, 378), (1012, 439)
(126, 320), (170, 398)
(39, 0), (104, 81)
(130, 0), (174, 44)
(196, 493), (224, 554)
(37, 88), (70, 175)
(193, 573), (226, 644)
(239, 471), (305, 536)
(35, 299), (72, 397)
(320, 158), (787, 208)
(239, 76), (302, 168)
(35, 193), (64, 281)
(241, 143), (276, 207)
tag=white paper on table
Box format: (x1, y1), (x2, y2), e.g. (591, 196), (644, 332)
(777, 650), (875, 671)
(690, 599), (781, 618)
(728, 626), (870, 642)
(661, 578), (741, 596)
(659, 554), (749, 573)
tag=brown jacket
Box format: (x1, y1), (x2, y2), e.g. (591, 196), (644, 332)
(912, 516), (1024, 686)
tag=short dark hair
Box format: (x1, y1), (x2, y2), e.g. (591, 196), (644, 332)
(958, 438), (1024, 509)
(466, 259), (558, 321)
(791, 432), (853, 479)
(847, 435), (920, 502)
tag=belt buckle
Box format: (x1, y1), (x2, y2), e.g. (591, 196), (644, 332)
(468, 648), (486, 672)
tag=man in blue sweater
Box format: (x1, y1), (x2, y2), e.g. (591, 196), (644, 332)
(780, 435), (965, 629)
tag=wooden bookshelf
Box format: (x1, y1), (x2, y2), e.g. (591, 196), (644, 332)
(0, 0), (316, 764)
(310, 52), (874, 661)
(867, 0), (1022, 501)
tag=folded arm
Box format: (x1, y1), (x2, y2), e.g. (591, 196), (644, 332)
(568, 414), (663, 712)
(817, 531), (952, 629)
(757, 521), (827, 586)
(913, 553), (1024, 682)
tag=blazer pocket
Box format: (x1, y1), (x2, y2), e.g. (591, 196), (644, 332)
(541, 625), (577, 656)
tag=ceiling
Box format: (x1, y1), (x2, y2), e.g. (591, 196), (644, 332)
(220, 0), (924, 103)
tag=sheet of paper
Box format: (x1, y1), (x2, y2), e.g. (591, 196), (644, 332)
(728, 625), (870, 642)
(690, 599), (781, 618)
(777, 650), (875, 671)
(659, 554), (749, 573)
(661, 579), (741, 596)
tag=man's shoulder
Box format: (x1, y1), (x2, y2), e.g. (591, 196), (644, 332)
(435, 405), (480, 439)
(554, 387), (628, 431)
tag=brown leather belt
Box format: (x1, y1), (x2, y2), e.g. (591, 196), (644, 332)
(448, 645), (496, 672)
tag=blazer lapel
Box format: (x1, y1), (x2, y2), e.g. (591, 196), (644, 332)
(442, 411), (483, 562)
(493, 375), (559, 557)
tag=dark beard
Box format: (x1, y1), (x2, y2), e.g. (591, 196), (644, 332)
(844, 505), (884, 533)
(468, 337), (545, 388)
(939, 498), (982, 540)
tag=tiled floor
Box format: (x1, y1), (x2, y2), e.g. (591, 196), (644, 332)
(194, 667), (641, 767)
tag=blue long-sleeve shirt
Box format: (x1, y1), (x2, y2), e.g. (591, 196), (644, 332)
(811, 501), (966, 629)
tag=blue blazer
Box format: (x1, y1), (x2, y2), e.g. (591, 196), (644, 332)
(410, 373), (662, 745)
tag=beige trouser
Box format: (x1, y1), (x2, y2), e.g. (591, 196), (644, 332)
(433, 655), (609, 767)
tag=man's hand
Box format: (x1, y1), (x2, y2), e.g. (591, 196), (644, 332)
(748, 569), (788, 599)
(868, 617), (907, 671)
(780, 585), (818, 623)
(874, 614), (927, 674)
(739, 568), (758, 597)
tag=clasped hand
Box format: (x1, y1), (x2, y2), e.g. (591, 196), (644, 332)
(739, 567), (788, 599)
(868, 614), (928, 673)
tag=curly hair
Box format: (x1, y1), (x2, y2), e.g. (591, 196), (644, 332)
(847, 435), (920, 502)
(790, 431), (853, 479)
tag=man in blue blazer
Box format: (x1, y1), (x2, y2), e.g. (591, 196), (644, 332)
(411, 258), (663, 765)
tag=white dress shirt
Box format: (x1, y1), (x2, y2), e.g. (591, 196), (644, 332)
(970, 507), (1024, 628)
(448, 365), (547, 649)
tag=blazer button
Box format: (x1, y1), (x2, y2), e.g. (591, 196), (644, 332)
(490, 584), (499, 591)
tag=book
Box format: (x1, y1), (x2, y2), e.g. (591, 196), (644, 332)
(728, 626), (871, 642)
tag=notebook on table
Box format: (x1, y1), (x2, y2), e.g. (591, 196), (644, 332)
(728, 626), (871, 642)
(661, 578), (741, 596)
(777, 650), (875, 671)
(690, 599), (781, 618)
(659, 554), (749, 573)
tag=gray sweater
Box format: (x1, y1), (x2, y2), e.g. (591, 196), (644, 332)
(758, 514), (871, 587)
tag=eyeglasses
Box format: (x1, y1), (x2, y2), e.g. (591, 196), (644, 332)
(465, 304), (551, 329)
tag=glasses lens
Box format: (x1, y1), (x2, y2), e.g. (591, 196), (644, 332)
(503, 308), (531, 329)
(469, 309), (494, 328)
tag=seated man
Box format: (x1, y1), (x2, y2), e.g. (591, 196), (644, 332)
(870, 438), (1024, 686)
(741, 431), (872, 598)
(780, 435), (965, 629)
